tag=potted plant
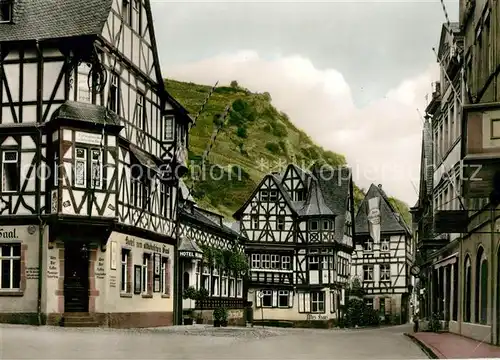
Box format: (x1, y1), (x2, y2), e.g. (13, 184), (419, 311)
(194, 287), (209, 324)
(213, 307), (228, 327)
(182, 286), (198, 325)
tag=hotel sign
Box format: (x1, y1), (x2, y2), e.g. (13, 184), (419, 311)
(179, 250), (202, 259)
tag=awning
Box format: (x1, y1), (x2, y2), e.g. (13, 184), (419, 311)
(130, 144), (160, 172)
(178, 236), (203, 259)
(433, 253), (458, 269)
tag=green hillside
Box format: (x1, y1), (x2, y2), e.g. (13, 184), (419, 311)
(165, 79), (411, 226)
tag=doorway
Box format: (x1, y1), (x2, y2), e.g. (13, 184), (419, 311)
(64, 243), (90, 312)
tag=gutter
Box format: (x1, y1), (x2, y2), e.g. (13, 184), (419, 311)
(35, 39), (44, 325)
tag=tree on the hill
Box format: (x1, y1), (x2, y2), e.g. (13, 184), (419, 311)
(230, 80), (239, 88)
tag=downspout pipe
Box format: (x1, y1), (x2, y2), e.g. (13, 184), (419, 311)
(35, 39), (44, 325)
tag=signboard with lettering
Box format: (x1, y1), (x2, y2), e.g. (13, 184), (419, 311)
(47, 255), (58, 279)
(179, 250), (202, 259)
(125, 236), (170, 254)
(75, 132), (102, 146)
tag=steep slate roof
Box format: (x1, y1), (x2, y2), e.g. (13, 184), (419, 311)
(355, 184), (411, 235)
(0, 0), (113, 42)
(297, 178), (334, 217)
(312, 166), (353, 243)
(178, 235), (202, 253)
(234, 164), (353, 244)
(51, 101), (121, 126)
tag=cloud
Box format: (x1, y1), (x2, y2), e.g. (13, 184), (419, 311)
(165, 51), (439, 205)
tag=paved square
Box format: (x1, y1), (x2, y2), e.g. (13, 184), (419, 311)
(0, 324), (426, 359)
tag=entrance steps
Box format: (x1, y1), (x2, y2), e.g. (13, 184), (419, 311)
(62, 313), (99, 328)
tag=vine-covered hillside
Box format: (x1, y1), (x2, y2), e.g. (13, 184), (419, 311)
(165, 79), (411, 226)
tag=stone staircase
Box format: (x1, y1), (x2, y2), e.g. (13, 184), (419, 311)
(62, 313), (99, 327)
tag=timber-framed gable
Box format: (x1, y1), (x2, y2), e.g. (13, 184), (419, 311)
(235, 164), (355, 327)
(352, 183), (413, 324)
(0, 0), (190, 328)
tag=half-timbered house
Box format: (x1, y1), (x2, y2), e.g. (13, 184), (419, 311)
(0, 0), (191, 327)
(352, 184), (413, 324)
(177, 181), (246, 325)
(233, 164), (355, 328)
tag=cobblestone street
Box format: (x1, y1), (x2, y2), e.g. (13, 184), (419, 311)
(0, 324), (426, 359)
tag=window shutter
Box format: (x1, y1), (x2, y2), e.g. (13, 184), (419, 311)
(272, 290), (278, 307)
(165, 257), (171, 296)
(256, 292), (262, 308)
(374, 297), (380, 310)
(304, 293), (311, 313)
(330, 291), (335, 313)
(288, 291), (293, 307)
(298, 292), (304, 312)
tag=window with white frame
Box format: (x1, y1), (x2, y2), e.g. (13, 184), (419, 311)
(120, 248), (130, 293)
(221, 272), (228, 297)
(136, 93), (145, 130)
(108, 73), (119, 114)
(276, 216), (285, 231)
(261, 254), (270, 269)
(0, 244), (21, 289)
(322, 220), (331, 230)
(262, 289), (272, 307)
(330, 291), (337, 313)
(269, 190), (278, 202)
(163, 115), (174, 141)
(161, 257), (169, 296)
(364, 238), (373, 251)
(380, 264), (390, 281)
(53, 151), (59, 186)
(308, 250), (319, 271)
(211, 269), (220, 296)
(229, 277), (235, 297)
(251, 215), (259, 229)
(90, 149), (102, 189)
(2, 150), (19, 192)
(260, 190), (269, 202)
(380, 237), (390, 251)
(74, 148), (87, 188)
(0, 0), (13, 23)
(132, 0), (140, 31)
(311, 291), (325, 313)
(236, 278), (243, 297)
(251, 254), (260, 268)
(278, 290), (289, 307)
(363, 265), (374, 281)
(271, 255), (280, 269)
(202, 266), (210, 293)
(281, 256), (291, 270)
(142, 253), (150, 294)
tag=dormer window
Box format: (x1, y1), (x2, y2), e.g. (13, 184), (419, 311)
(296, 189), (306, 201)
(0, 0), (13, 23)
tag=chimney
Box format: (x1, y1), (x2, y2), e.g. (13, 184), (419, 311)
(378, 184), (382, 189)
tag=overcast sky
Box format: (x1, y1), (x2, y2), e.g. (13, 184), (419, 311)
(151, 0), (459, 206)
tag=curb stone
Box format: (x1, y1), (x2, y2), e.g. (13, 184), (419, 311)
(404, 333), (440, 359)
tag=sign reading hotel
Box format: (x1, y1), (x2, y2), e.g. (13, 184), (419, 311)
(179, 250), (202, 259)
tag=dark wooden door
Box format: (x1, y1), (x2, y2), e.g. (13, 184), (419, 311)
(64, 243), (89, 312)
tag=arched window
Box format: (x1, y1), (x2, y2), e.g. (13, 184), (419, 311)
(464, 255), (471, 322)
(474, 247), (488, 324)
